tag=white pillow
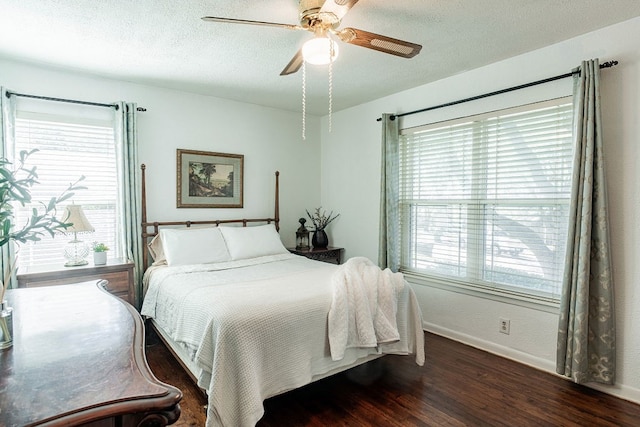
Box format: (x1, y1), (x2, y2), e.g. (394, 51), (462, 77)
(148, 234), (167, 265)
(219, 224), (288, 260)
(160, 227), (231, 266)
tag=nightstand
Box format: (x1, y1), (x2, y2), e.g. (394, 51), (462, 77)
(288, 247), (343, 264)
(16, 257), (136, 306)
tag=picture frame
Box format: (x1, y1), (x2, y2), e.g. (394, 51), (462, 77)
(176, 149), (244, 208)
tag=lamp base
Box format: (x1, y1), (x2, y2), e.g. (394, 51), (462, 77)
(64, 259), (89, 267)
(64, 238), (90, 267)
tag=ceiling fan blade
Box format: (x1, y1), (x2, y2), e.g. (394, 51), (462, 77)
(319, 0), (360, 21)
(280, 50), (304, 76)
(201, 16), (302, 31)
(336, 28), (422, 58)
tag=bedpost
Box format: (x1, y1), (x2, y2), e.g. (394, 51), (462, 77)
(141, 164), (148, 270)
(275, 171), (280, 231)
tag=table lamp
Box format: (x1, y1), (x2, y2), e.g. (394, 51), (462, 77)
(61, 205), (94, 267)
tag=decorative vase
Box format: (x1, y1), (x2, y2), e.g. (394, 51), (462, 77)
(93, 251), (107, 266)
(312, 229), (329, 249)
(0, 300), (13, 350)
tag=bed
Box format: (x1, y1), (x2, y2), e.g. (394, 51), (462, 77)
(139, 166), (425, 427)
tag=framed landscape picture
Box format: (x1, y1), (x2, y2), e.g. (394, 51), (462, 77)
(176, 149), (244, 208)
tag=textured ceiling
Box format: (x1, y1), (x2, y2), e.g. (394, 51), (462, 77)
(1, 0), (639, 116)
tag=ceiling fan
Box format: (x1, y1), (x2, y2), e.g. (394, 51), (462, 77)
(202, 0), (422, 76)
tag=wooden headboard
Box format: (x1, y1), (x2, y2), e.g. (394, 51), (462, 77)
(140, 164), (280, 269)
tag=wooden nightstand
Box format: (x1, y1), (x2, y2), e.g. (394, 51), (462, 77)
(16, 257), (136, 306)
(288, 247), (343, 264)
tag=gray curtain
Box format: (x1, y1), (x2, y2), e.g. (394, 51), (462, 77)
(556, 59), (615, 384)
(378, 113), (400, 271)
(114, 102), (143, 309)
(0, 88), (17, 292)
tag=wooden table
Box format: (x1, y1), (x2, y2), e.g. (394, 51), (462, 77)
(288, 246), (343, 264)
(0, 281), (182, 426)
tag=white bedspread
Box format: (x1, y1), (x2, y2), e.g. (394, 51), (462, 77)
(141, 254), (424, 427)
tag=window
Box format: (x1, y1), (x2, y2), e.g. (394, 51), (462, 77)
(13, 109), (120, 268)
(399, 98), (573, 301)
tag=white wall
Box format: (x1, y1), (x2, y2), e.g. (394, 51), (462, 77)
(0, 59), (322, 248)
(321, 17), (640, 403)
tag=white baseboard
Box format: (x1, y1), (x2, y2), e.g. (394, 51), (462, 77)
(423, 322), (640, 406)
(587, 382), (640, 406)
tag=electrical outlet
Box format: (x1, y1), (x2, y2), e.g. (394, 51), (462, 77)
(499, 318), (510, 335)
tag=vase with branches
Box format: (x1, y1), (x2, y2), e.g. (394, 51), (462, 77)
(306, 207), (340, 249)
(0, 149), (85, 348)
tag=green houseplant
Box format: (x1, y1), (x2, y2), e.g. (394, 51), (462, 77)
(92, 242), (109, 265)
(0, 149), (85, 348)
(92, 242), (109, 252)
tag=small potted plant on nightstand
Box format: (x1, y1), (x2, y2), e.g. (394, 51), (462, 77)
(92, 242), (109, 266)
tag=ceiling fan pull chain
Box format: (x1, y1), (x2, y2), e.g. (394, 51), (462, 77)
(328, 40), (334, 132)
(302, 61), (307, 140)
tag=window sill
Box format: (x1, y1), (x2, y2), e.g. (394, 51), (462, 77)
(402, 271), (560, 314)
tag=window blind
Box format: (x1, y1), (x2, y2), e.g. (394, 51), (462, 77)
(399, 98), (573, 300)
(13, 111), (119, 268)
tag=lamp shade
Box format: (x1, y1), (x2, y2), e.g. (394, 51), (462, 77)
(61, 205), (94, 234)
(302, 36), (339, 65)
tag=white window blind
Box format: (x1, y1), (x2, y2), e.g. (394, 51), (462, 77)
(399, 98), (573, 300)
(13, 111), (119, 268)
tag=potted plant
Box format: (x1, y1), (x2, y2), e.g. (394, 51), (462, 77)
(306, 207), (340, 249)
(0, 149), (84, 349)
(92, 242), (109, 265)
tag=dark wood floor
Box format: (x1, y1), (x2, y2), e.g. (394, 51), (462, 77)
(145, 332), (640, 426)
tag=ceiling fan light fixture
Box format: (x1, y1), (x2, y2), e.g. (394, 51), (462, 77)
(302, 36), (339, 65)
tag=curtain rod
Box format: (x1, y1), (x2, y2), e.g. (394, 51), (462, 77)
(376, 60), (618, 122)
(4, 91), (147, 112)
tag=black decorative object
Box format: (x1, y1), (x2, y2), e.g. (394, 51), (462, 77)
(312, 229), (329, 249)
(306, 207), (339, 249)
